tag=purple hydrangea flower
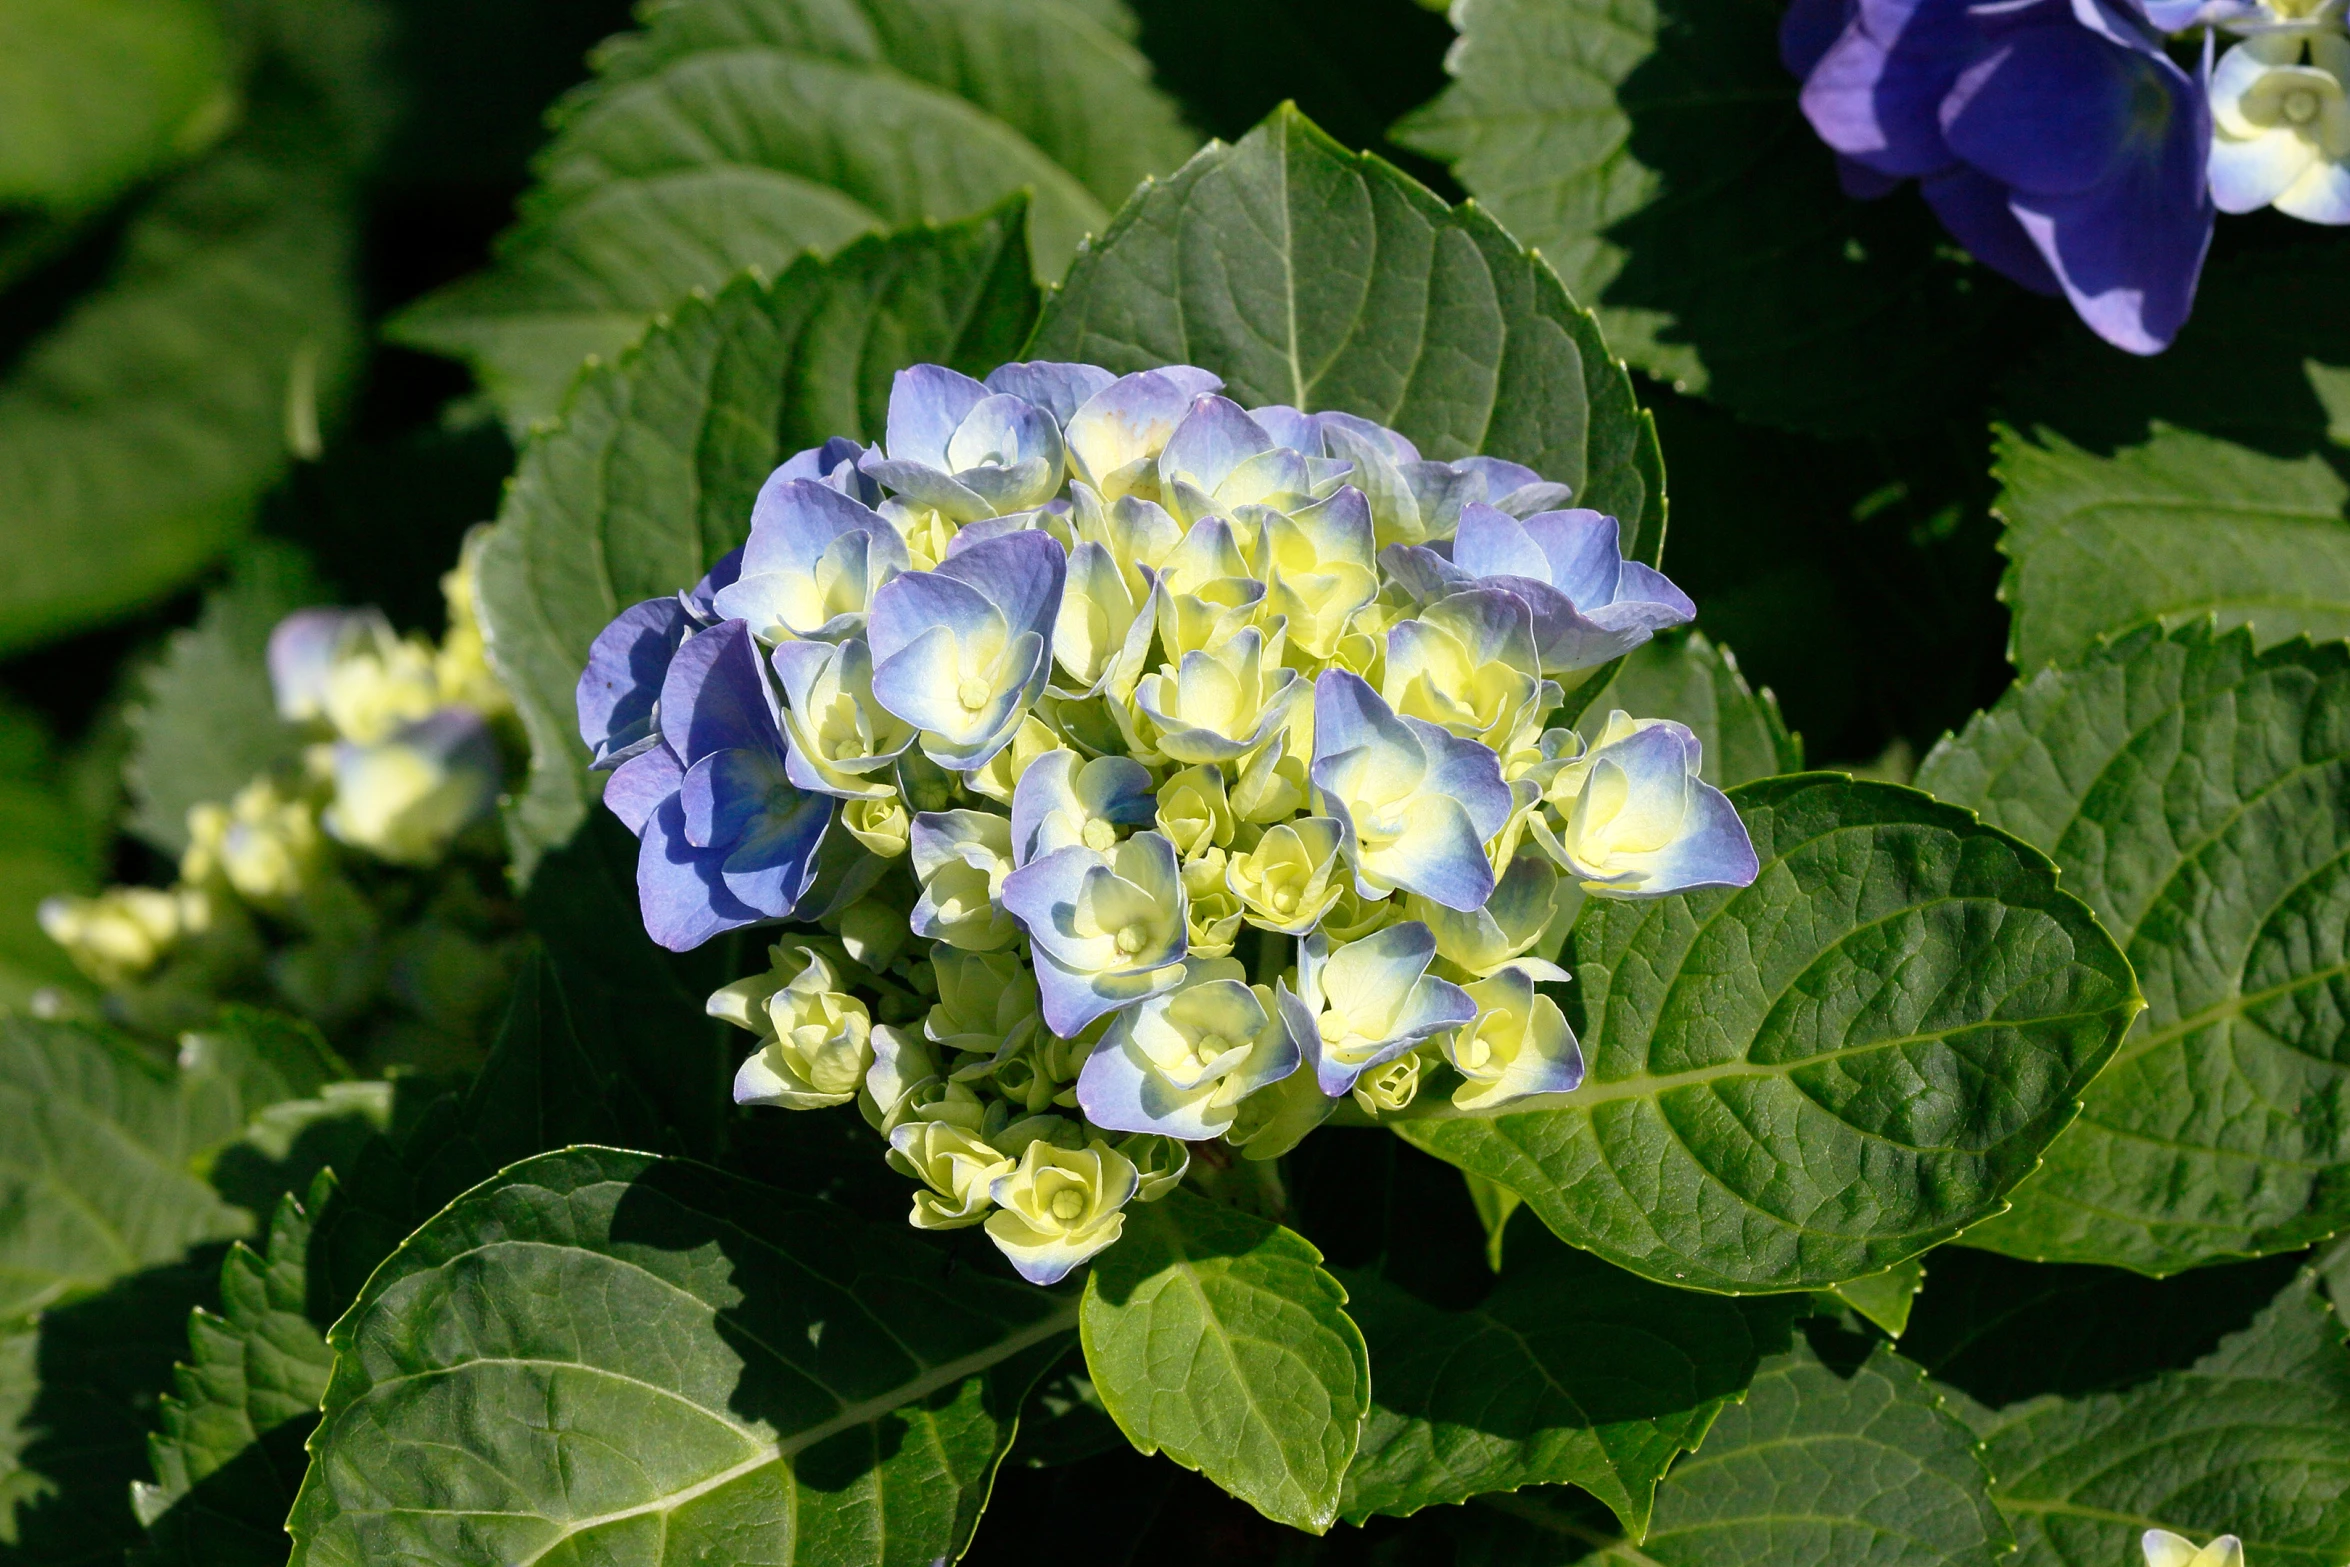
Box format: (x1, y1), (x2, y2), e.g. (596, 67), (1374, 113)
(625, 618), (832, 952)
(1789, 0), (2215, 352)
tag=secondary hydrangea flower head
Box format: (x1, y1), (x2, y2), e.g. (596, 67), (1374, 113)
(590, 358), (1761, 1284)
(1784, 0), (2218, 351)
(44, 532), (522, 1044)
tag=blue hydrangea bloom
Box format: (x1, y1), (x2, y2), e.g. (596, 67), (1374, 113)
(858, 365), (1068, 520)
(1308, 670), (1514, 911)
(1788, 0), (2215, 353)
(628, 619), (832, 952)
(1387, 504), (1697, 675)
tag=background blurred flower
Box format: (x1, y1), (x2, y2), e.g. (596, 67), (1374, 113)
(1788, 0), (2215, 351)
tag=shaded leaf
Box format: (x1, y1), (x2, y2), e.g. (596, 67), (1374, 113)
(1081, 1188), (1369, 1535)
(1397, 776), (2141, 1293)
(287, 1146), (1074, 1566)
(477, 199), (1038, 877)
(1901, 1246), (2304, 1410)
(0, 0), (232, 213)
(0, 104), (362, 655)
(1393, 0), (2024, 438)
(393, 0), (1193, 427)
(1456, 1336), (2009, 1567)
(125, 540), (325, 856)
(1917, 621), (2350, 1272)
(1339, 1226), (1791, 1538)
(1973, 1269), (2350, 1567)
(131, 1175), (335, 1567)
(0, 1016), (254, 1320)
(0, 1255), (218, 1565)
(1030, 103), (1668, 567)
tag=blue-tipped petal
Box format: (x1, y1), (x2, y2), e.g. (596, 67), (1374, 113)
(657, 621), (779, 765)
(879, 363), (989, 470)
(682, 547), (744, 625)
(985, 360), (1116, 422)
(1405, 718), (1516, 842)
(932, 529), (1066, 646)
(1159, 395), (1274, 496)
(637, 793), (761, 951)
(578, 597), (689, 767)
(718, 788), (832, 919)
(603, 742), (683, 836)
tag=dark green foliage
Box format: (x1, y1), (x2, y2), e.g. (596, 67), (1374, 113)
(1400, 777), (2140, 1291)
(287, 1147), (1074, 1566)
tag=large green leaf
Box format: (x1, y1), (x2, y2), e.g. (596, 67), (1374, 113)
(1917, 622), (2350, 1272)
(1029, 103), (1669, 567)
(1339, 1228), (1788, 1538)
(1585, 628), (1800, 789)
(1392, 0), (2023, 439)
(0, 1016), (254, 1320)
(1971, 1269), (2350, 1567)
(0, 109), (362, 655)
(1397, 776), (2141, 1293)
(0, 0), (232, 213)
(478, 200), (1038, 877)
(1080, 1188), (1369, 1535)
(1901, 1245), (2303, 1411)
(131, 1175), (334, 1567)
(392, 0), (1193, 428)
(0, 1254), (218, 1566)
(1992, 241), (2350, 675)
(287, 1146), (1074, 1566)
(1995, 425), (2350, 678)
(0, 1007), (351, 1563)
(1458, 1337), (2010, 1567)
(125, 540), (325, 857)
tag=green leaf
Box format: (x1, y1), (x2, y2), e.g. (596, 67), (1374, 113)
(1900, 1246), (2304, 1411)
(125, 540), (325, 856)
(1972, 1268), (2350, 1567)
(0, 105), (361, 654)
(287, 1146), (1075, 1566)
(1828, 1256), (1925, 1338)
(1460, 1336), (2010, 1567)
(1339, 1227), (1788, 1538)
(1029, 103), (1669, 567)
(1391, 0), (2021, 439)
(1080, 1187), (1369, 1534)
(1462, 1168), (1522, 1273)
(477, 200), (1039, 877)
(0, 706), (100, 1009)
(392, 0), (1194, 428)
(1994, 423), (2350, 678)
(1396, 776), (2142, 1293)
(131, 1174), (335, 1567)
(1585, 629), (1801, 789)
(1989, 241), (2350, 675)
(0, 0), (233, 212)
(0, 1015), (255, 1320)
(0, 1252), (219, 1564)
(1916, 622), (2350, 1272)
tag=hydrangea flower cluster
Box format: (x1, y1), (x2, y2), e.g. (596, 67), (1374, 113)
(1784, 0), (2350, 353)
(579, 362), (1760, 1285)
(40, 533), (519, 1062)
